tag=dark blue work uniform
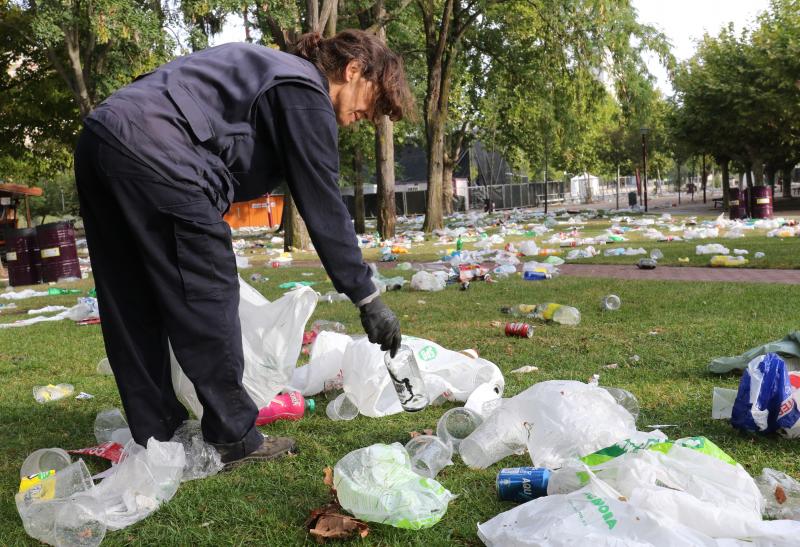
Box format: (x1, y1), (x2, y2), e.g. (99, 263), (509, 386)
(74, 43), (376, 460)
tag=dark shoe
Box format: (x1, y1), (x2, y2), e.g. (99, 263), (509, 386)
(223, 436), (297, 469)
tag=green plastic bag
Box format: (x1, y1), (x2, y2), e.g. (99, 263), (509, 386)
(334, 443), (454, 529)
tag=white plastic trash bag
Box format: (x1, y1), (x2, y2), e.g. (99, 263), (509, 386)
(410, 271), (447, 291)
(289, 331), (352, 396)
(334, 443), (454, 529)
(478, 475), (718, 546)
(171, 278), (317, 417)
(341, 337), (403, 417)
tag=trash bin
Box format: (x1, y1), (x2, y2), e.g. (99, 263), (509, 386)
(628, 191), (637, 207)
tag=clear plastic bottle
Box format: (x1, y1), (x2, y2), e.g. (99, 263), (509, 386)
(384, 346), (429, 412)
(500, 303), (580, 325)
(600, 294), (621, 311)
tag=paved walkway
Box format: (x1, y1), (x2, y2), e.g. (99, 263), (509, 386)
(559, 264), (800, 284)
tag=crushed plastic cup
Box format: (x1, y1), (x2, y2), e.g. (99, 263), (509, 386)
(16, 460), (95, 546)
(96, 358), (113, 376)
(20, 448), (72, 479)
(326, 392), (359, 421)
(459, 405), (528, 469)
(404, 435), (453, 478)
(33, 384), (75, 403)
(54, 497), (106, 547)
(650, 248), (664, 260)
(94, 409), (129, 444)
(436, 407), (483, 454)
(602, 387), (640, 421)
(600, 294), (621, 311)
(711, 387), (738, 420)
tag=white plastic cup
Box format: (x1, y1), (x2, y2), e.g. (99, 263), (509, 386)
(459, 407), (528, 469)
(20, 448), (72, 479)
(436, 407), (483, 454)
(96, 357), (113, 376)
(325, 393), (359, 421)
(712, 387), (738, 420)
(404, 435), (453, 478)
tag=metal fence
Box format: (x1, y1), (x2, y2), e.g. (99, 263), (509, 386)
(467, 182), (568, 211)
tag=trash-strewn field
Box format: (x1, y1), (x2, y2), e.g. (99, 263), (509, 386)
(3, 210), (800, 545)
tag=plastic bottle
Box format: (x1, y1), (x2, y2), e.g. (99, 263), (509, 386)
(501, 304), (580, 325)
(310, 320), (346, 334)
(47, 288), (81, 296)
(33, 384), (74, 403)
(255, 391), (315, 425)
(523, 271), (551, 281)
(456, 236), (463, 251)
(384, 346), (429, 412)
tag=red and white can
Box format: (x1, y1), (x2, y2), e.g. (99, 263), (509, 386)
(505, 322), (533, 338)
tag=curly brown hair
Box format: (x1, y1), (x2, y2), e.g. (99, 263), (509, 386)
(293, 29), (414, 122)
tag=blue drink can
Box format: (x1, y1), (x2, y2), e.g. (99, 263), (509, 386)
(496, 467), (551, 503)
(523, 271), (551, 281)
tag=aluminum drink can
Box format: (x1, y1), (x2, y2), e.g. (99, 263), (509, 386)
(496, 467), (551, 503)
(504, 322), (533, 338)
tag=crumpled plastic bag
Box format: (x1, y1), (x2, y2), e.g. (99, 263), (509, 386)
(756, 468), (800, 520)
(709, 331), (800, 373)
(333, 443), (454, 529)
(731, 353), (800, 437)
(410, 270), (447, 291)
(548, 437), (770, 539)
(478, 475), (718, 546)
(169, 421), (224, 482)
(171, 279), (317, 417)
(696, 243), (729, 255)
(460, 380), (636, 469)
(518, 241), (539, 256)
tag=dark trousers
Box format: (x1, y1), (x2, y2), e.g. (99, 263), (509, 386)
(74, 128), (262, 461)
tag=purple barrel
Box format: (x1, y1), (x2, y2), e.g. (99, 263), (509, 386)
(749, 186), (773, 219)
(4, 227), (42, 286)
(36, 221), (81, 282)
(728, 188), (746, 220)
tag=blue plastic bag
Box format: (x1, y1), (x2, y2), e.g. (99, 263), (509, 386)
(730, 353), (800, 434)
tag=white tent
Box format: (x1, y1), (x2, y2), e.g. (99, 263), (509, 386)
(570, 173), (601, 201)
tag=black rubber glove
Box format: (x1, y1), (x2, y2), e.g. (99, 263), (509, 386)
(359, 296), (401, 357)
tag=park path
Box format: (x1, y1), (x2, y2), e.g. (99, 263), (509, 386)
(558, 264), (800, 284)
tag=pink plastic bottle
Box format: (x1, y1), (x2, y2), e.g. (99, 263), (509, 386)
(255, 391), (316, 426)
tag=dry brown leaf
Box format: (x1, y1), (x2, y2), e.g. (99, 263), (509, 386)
(323, 466), (334, 488)
(408, 428), (434, 439)
(775, 485), (787, 505)
(306, 503), (369, 544)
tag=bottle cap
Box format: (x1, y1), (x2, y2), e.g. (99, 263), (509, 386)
(305, 399), (316, 413)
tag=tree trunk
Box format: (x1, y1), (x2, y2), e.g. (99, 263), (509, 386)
(721, 158), (730, 211)
(372, 3), (396, 239)
(745, 166), (753, 189)
(752, 158), (764, 187)
(765, 164), (776, 193)
(782, 165), (794, 199)
(375, 117), (396, 238)
(283, 194), (312, 251)
(423, 110), (446, 232)
(442, 153), (455, 215)
(353, 147), (366, 234)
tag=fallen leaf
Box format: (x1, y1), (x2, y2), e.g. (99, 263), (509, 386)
(408, 429), (434, 439)
(775, 485), (787, 505)
(323, 467), (334, 488)
(306, 503), (369, 543)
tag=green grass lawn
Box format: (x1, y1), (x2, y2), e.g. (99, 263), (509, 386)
(2, 217), (800, 545)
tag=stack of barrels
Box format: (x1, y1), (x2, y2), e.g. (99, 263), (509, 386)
(727, 186), (773, 220)
(3, 221), (81, 287)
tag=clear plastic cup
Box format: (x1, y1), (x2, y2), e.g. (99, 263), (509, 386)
(459, 407), (528, 469)
(94, 409), (128, 444)
(601, 294), (621, 311)
(404, 435), (453, 478)
(602, 387), (640, 421)
(436, 407), (483, 454)
(325, 392), (359, 421)
(20, 448), (72, 479)
(96, 357), (113, 376)
(54, 497), (106, 547)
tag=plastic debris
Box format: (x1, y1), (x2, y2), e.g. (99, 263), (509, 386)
(33, 384), (75, 403)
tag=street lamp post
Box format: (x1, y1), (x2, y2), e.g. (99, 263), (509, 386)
(640, 127), (649, 212)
